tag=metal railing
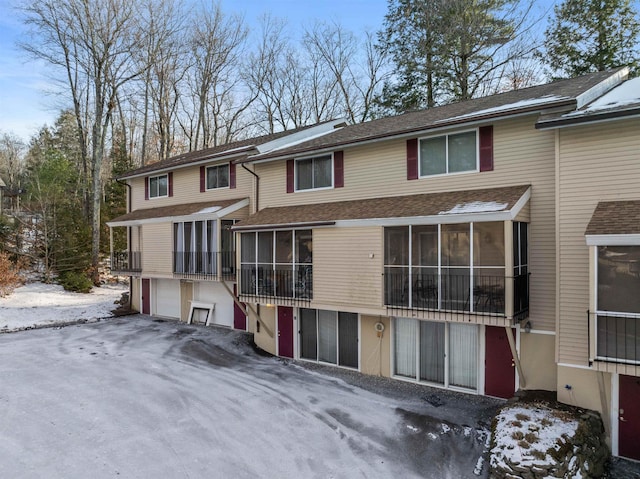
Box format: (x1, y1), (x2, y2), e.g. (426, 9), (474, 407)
(239, 265), (312, 306)
(590, 311), (640, 365)
(110, 251), (142, 273)
(173, 250), (236, 280)
(384, 269), (529, 320)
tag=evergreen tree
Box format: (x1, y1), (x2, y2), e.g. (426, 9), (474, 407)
(543, 0), (640, 78)
(376, 0), (534, 114)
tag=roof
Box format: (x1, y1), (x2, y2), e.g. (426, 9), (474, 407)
(117, 121), (345, 180)
(585, 201), (640, 236)
(244, 69), (626, 163)
(233, 185), (530, 230)
(537, 76), (640, 129)
(107, 198), (248, 226)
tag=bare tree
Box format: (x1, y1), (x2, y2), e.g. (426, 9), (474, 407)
(0, 132), (26, 190)
(304, 21), (389, 123)
(21, 0), (151, 283)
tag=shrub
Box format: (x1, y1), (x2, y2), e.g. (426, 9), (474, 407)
(58, 271), (93, 293)
(0, 251), (25, 297)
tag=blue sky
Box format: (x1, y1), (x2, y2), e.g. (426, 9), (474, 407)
(0, 0), (559, 142)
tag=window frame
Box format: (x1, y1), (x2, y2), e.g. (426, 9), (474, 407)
(205, 163), (230, 190)
(294, 154), (334, 192)
(148, 174), (169, 199)
(418, 128), (479, 178)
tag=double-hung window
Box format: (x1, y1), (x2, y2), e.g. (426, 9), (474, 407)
(296, 155), (332, 191)
(149, 174), (168, 198)
(420, 130), (478, 176)
(596, 245), (640, 363)
(206, 164), (229, 189)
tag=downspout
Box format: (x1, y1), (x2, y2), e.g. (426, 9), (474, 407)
(241, 162), (259, 213)
(115, 177), (133, 309)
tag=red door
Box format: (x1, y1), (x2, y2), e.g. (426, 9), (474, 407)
(485, 326), (515, 399)
(277, 306), (294, 358)
(619, 375), (640, 460)
(233, 284), (247, 331)
(141, 279), (150, 315)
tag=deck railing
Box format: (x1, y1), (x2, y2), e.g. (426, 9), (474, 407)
(110, 251), (142, 273)
(173, 250), (236, 280)
(238, 265), (312, 306)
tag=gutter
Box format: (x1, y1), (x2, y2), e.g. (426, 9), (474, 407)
(535, 107), (640, 130)
(241, 163), (260, 212)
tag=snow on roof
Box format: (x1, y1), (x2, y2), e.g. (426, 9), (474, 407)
(439, 95), (572, 123)
(196, 206), (222, 214)
(562, 77), (640, 118)
(439, 201), (509, 215)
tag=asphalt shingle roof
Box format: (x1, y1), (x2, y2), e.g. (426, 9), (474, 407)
(234, 185), (530, 229)
(108, 198), (247, 224)
(585, 201), (640, 236)
(246, 69), (623, 162)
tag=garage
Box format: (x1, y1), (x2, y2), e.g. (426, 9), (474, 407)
(194, 282), (233, 327)
(153, 279), (180, 319)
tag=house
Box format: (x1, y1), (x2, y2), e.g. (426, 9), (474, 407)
(108, 67), (640, 459)
(535, 75), (640, 459)
(106, 120), (345, 327)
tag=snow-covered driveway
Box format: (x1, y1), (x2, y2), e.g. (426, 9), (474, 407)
(0, 317), (499, 478)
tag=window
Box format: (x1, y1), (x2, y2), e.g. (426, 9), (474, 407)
(149, 174), (168, 198)
(296, 155), (332, 191)
(206, 164), (229, 189)
(394, 318), (478, 390)
(596, 245), (640, 363)
(173, 220), (216, 275)
(384, 222), (507, 314)
(299, 309), (358, 368)
(419, 130), (477, 176)
(240, 229), (312, 299)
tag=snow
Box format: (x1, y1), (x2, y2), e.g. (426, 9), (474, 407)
(196, 206), (222, 214)
(0, 282), (127, 332)
(440, 95), (571, 122)
(490, 404), (579, 470)
(439, 201), (508, 215)
(574, 77), (640, 114)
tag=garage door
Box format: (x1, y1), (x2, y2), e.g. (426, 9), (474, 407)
(154, 279), (180, 319)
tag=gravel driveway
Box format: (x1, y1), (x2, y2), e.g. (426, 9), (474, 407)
(0, 316), (501, 478)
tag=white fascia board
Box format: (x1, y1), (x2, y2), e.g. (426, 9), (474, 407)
(509, 187), (531, 219)
(119, 150), (254, 180)
(106, 198), (250, 227)
(586, 234), (640, 246)
(256, 119), (348, 154)
(334, 211), (514, 228)
(576, 67), (629, 109)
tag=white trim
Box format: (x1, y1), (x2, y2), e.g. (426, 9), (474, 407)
(576, 67), (629, 109)
(205, 163), (231, 191)
(294, 153), (334, 192)
(187, 301), (215, 326)
(106, 198), (250, 227)
(335, 211), (513, 228)
(256, 119), (347, 155)
(612, 373), (619, 457)
(418, 128), (479, 178)
(525, 329), (556, 336)
(586, 234), (640, 246)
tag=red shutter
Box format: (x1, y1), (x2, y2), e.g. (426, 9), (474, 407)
(229, 162), (236, 189)
(200, 166), (206, 192)
(168, 172), (173, 197)
(334, 151), (344, 188)
(144, 177), (149, 200)
(406, 139), (418, 180)
(479, 125), (494, 172)
(286, 159), (294, 193)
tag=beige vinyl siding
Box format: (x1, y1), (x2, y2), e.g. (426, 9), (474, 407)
(141, 222), (173, 275)
(130, 162), (254, 212)
(313, 227), (383, 309)
(258, 116), (557, 330)
(557, 118), (640, 366)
